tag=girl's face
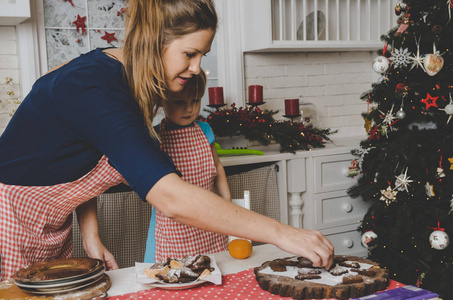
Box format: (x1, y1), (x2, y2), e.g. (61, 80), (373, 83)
(163, 29), (215, 93)
(163, 89), (201, 127)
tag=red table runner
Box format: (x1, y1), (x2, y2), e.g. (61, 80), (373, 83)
(107, 268), (404, 300)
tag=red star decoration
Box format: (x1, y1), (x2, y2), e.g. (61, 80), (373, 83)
(420, 93), (439, 109)
(368, 125), (380, 140)
(101, 31), (118, 44)
(65, 0), (74, 6)
(73, 15), (87, 35)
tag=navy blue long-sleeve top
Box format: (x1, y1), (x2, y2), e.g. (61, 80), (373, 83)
(0, 48), (177, 200)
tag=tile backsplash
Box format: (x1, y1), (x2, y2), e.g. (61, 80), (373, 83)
(43, 0), (126, 70)
(0, 26), (21, 134)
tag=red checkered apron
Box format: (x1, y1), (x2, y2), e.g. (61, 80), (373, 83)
(154, 122), (228, 261)
(0, 155), (124, 280)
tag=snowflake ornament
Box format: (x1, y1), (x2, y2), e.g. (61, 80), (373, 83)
(390, 47), (412, 68)
(380, 185), (398, 205)
(356, 147), (375, 167)
(438, 93), (453, 124)
(410, 38), (426, 72)
(379, 104), (397, 126)
(395, 168), (413, 192)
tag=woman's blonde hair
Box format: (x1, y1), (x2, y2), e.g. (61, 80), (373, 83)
(123, 0), (217, 139)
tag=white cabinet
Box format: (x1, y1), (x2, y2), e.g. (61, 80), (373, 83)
(220, 136), (370, 256)
(324, 229), (365, 256)
(241, 0), (397, 52)
(0, 0), (30, 25)
(314, 190), (368, 230)
(314, 154), (358, 193)
(294, 150), (368, 257)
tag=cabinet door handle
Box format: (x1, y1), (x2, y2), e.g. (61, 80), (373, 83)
(343, 239), (354, 248)
(343, 203), (353, 212)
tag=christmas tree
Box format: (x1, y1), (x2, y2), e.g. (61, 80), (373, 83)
(347, 1), (453, 298)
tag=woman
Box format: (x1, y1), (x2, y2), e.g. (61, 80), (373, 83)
(0, 0), (334, 281)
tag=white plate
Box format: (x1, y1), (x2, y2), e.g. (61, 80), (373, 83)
(12, 258), (104, 285)
(16, 274), (105, 295)
(15, 267), (105, 289)
(149, 280), (207, 290)
(136, 254), (222, 286)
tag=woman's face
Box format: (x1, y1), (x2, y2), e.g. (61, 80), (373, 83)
(163, 29), (215, 93)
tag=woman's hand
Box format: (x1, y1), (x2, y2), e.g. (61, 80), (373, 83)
(83, 234), (119, 271)
(275, 224), (334, 269)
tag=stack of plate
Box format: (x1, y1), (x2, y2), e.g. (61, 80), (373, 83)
(12, 258), (105, 295)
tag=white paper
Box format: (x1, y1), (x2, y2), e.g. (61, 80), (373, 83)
(135, 255), (222, 286)
(258, 260), (374, 286)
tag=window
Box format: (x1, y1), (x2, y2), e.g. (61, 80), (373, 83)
(27, 0), (221, 119)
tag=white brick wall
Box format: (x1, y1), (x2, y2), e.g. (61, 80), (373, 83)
(0, 26), (21, 135)
(244, 51), (373, 137)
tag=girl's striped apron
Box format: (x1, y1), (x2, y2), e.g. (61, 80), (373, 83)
(154, 122), (228, 261)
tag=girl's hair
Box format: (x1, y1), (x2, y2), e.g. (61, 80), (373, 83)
(185, 68), (207, 101)
(123, 0), (218, 139)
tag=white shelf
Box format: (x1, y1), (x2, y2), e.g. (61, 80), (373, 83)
(241, 0), (397, 52)
(0, 0), (30, 25)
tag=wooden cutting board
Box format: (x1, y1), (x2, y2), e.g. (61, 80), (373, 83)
(0, 274), (111, 300)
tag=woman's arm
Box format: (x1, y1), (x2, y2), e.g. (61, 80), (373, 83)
(76, 197), (119, 270)
(211, 143), (231, 201)
(146, 174), (334, 269)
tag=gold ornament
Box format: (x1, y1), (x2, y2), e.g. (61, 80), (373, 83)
(364, 117), (372, 133)
(425, 182), (435, 197)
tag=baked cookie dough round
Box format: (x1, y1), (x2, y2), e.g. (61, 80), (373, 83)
(254, 255), (389, 300)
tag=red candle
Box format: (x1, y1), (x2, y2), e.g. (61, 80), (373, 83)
(248, 85), (263, 103)
(208, 87), (224, 105)
(285, 99), (300, 116)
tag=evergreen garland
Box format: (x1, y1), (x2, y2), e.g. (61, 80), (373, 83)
(203, 104), (336, 153)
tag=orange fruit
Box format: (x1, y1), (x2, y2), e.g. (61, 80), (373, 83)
(228, 239), (253, 259)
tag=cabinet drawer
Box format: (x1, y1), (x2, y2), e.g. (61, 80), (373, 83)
(314, 190), (368, 230)
(314, 154), (358, 193)
(325, 230), (368, 257)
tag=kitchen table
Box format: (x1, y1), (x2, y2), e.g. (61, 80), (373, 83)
(105, 244), (407, 300)
(105, 243), (291, 296)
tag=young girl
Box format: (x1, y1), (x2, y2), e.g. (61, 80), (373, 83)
(145, 70), (230, 262)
